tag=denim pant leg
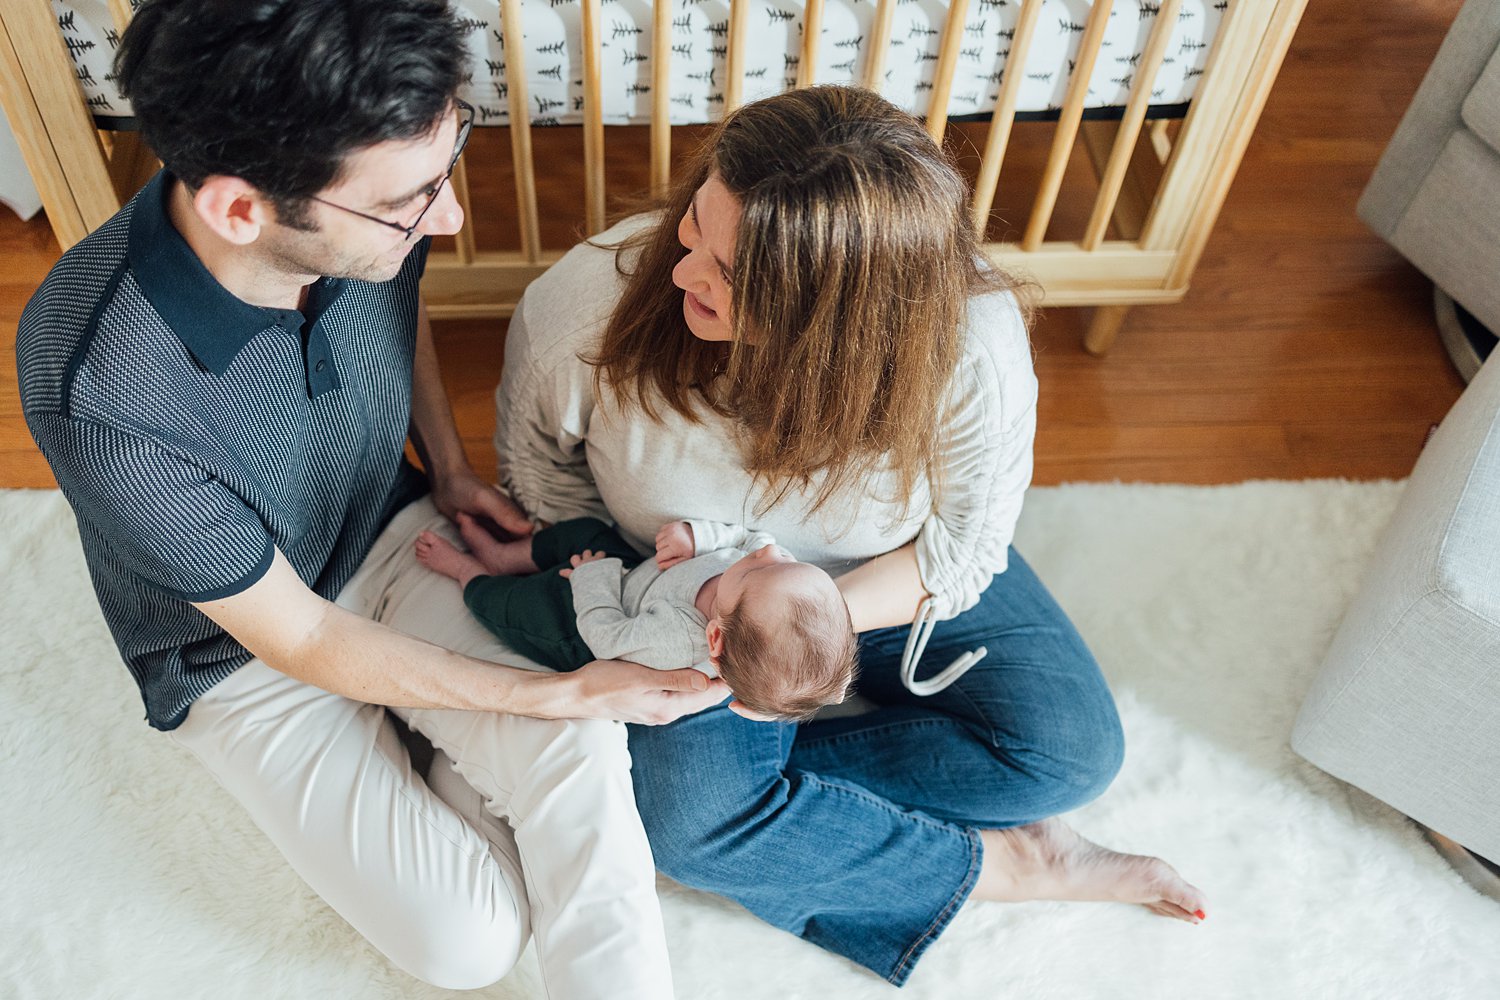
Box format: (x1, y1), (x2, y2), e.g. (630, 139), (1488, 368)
(628, 704), (982, 986)
(790, 547), (1125, 828)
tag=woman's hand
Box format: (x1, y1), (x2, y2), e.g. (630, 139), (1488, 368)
(431, 468), (533, 541)
(537, 659), (730, 724)
(559, 549), (609, 579)
(654, 521), (695, 569)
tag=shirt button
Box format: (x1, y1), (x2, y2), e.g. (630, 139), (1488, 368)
(314, 360), (327, 372)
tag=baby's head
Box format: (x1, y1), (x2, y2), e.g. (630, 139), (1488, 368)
(707, 545), (858, 722)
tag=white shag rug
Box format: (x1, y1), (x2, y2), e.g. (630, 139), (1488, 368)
(5, 481), (1500, 1000)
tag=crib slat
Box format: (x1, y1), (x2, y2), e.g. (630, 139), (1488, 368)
(1149, 119), (1174, 164)
(499, 0), (541, 262)
(726, 0), (750, 112)
(450, 154), (477, 264)
(862, 0), (897, 92)
(797, 0), (824, 88)
(925, 0), (970, 144)
(1081, 0), (1182, 250)
(581, 0), (606, 234)
(1021, 0), (1112, 250)
(0, 2), (116, 239)
(969, 0), (1044, 236)
(651, 0), (671, 197)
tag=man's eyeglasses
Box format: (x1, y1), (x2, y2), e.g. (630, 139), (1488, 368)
(310, 99), (474, 240)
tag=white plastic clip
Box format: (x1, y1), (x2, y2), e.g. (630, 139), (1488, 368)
(898, 596), (987, 696)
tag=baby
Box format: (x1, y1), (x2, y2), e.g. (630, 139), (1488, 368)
(415, 514), (858, 721)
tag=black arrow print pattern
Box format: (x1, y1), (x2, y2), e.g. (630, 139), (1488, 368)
(53, 0), (1229, 127)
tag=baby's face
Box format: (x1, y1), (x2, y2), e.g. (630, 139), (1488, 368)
(715, 544), (799, 609)
(715, 545), (840, 618)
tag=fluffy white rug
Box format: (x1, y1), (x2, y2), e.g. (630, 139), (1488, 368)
(5, 482), (1499, 1000)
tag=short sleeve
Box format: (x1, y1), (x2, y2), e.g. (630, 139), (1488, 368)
(30, 413), (273, 601)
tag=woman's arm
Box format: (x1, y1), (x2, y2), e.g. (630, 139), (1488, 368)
(494, 288), (611, 527)
(840, 295), (1036, 631)
(835, 542), (928, 633)
(907, 295), (1038, 621)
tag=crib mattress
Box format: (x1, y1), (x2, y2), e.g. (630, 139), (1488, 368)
(54, 0), (1226, 127)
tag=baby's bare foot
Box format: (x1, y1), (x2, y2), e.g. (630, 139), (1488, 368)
(456, 512), (536, 575)
(975, 818), (1207, 924)
(414, 530), (487, 589)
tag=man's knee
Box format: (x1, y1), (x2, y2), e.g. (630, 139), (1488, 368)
(384, 908), (526, 991)
(537, 717), (632, 769)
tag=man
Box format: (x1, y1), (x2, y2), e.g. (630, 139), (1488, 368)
(15, 1), (724, 994)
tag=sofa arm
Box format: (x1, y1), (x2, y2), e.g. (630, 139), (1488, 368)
(1291, 351), (1500, 862)
(1357, 0), (1500, 240)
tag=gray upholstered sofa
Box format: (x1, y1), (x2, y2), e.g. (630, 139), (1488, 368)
(1291, 346), (1500, 870)
(1356, 0), (1500, 375)
(1294, 0), (1500, 887)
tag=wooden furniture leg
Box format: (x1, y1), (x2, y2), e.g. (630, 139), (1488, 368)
(1085, 304), (1131, 357)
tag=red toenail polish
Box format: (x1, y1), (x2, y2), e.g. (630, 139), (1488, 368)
(1194, 910), (1206, 920)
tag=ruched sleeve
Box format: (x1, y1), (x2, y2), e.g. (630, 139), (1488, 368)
(911, 291), (1038, 619)
(493, 270), (611, 528)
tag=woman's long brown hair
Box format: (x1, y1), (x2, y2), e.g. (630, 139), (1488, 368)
(587, 86), (1025, 521)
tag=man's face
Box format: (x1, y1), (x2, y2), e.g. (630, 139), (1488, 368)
(262, 108), (467, 284)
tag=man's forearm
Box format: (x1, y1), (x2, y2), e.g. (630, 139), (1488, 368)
(280, 599), (571, 717)
(408, 299), (469, 482)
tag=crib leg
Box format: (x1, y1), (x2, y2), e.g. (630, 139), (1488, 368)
(1084, 305), (1130, 356)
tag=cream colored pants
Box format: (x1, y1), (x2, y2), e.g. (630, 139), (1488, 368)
(168, 498), (673, 998)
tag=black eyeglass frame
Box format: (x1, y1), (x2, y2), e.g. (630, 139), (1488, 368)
(309, 99), (475, 240)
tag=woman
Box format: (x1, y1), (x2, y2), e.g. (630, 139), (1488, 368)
(495, 86), (1205, 986)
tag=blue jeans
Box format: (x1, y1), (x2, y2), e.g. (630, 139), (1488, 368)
(627, 548), (1124, 985)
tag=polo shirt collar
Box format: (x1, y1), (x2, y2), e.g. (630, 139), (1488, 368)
(127, 171), (344, 376)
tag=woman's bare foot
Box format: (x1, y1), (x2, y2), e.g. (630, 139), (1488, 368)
(455, 512), (537, 575)
(415, 530), (487, 589)
(973, 818), (1207, 924)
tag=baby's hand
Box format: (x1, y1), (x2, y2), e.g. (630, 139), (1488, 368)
(559, 549), (609, 579)
(654, 521), (695, 569)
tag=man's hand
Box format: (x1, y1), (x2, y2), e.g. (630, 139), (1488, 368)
(431, 468), (533, 541)
(654, 521), (695, 569)
(546, 659), (729, 725)
(559, 549), (609, 579)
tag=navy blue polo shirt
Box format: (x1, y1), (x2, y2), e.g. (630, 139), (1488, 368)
(16, 171), (430, 730)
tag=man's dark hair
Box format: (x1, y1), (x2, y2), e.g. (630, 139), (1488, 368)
(116, 0), (468, 228)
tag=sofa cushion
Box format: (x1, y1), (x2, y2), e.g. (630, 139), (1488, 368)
(1359, 1), (1500, 240)
(1292, 351), (1500, 862)
(1461, 40), (1500, 155)
(1388, 128), (1500, 334)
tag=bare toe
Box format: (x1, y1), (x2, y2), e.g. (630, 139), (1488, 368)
(1145, 900), (1205, 924)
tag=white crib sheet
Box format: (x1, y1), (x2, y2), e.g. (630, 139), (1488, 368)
(53, 0), (1226, 127)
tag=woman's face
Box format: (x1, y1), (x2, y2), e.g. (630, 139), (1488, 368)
(673, 173), (740, 342)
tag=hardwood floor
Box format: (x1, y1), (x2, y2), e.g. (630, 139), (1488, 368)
(0, 0), (1467, 490)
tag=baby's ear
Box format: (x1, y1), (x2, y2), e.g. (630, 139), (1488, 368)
(727, 699), (778, 722)
(705, 619), (726, 660)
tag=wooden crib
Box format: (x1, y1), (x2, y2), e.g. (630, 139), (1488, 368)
(0, 0), (1306, 354)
